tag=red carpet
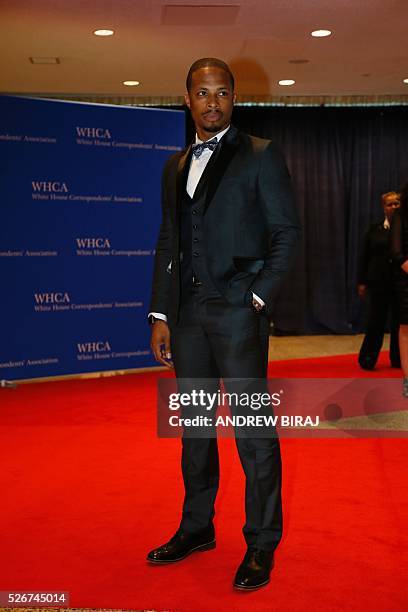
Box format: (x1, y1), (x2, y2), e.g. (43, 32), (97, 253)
(269, 349), (402, 377)
(0, 352), (407, 611)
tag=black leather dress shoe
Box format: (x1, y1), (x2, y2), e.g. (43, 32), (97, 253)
(233, 548), (274, 590)
(359, 362), (375, 371)
(147, 527), (215, 564)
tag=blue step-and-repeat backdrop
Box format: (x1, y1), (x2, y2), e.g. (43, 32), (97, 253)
(0, 95), (184, 380)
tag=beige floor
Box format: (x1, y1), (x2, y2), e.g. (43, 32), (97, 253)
(268, 333), (383, 361)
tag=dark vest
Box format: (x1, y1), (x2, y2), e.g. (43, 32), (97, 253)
(179, 183), (219, 298)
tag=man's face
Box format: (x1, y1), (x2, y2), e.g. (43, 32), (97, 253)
(383, 195), (400, 221)
(184, 66), (236, 141)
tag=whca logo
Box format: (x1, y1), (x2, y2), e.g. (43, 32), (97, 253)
(77, 341), (112, 354)
(76, 127), (112, 139)
(32, 181), (68, 193)
(76, 238), (111, 249)
(34, 292), (70, 304)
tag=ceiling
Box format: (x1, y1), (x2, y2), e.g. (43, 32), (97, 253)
(1, 0), (408, 103)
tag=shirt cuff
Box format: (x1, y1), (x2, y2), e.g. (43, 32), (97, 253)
(148, 312), (168, 323)
(252, 292), (265, 307)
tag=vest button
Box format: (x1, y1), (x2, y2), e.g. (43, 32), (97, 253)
(193, 251), (199, 257)
(193, 238), (199, 243)
(193, 224), (198, 230)
(192, 210), (197, 215)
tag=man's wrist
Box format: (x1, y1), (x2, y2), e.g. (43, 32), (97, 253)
(148, 312), (168, 325)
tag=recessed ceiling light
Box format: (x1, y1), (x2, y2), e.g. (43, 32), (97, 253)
(123, 80), (140, 86)
(30, 57), (60, 64)
(93, 29), (114, 36)
(311, 29), (332, 37)
(403, 78), (408, 84)
(278, 79), (295, 86)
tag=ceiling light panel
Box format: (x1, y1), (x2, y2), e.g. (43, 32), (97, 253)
(161, 4), (240, 26)
(30, 57), (60, 64)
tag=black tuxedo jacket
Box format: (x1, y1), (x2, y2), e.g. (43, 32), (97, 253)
(150, 125), (301, 325)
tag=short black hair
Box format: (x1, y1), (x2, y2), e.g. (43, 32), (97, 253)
(186, 57), (235, 92)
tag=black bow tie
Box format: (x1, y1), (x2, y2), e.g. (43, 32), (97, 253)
(192, 137), (218, 159)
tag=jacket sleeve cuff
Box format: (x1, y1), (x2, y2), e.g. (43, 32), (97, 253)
(252, 292), (265, 307)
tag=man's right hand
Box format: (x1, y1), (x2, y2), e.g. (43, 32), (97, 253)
(151, 320), (173, 368)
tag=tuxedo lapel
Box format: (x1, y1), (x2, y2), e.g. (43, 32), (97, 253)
(173, 126), (240, 215)
(203, 125), (240, 213)
(190, 143), (221, 203)
(174, 145), (192, 223)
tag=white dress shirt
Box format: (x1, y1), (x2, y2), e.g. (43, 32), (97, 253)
(186, 125), (230, 197)
(150, 125), (264, 323)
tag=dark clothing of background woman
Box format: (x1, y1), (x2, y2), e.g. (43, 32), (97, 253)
(358, 222), (400, 370)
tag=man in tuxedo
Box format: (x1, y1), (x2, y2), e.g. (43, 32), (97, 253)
(147, 58), (300, 590)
